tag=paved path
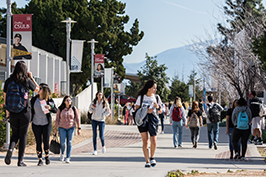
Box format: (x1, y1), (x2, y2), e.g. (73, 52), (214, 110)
(0, 118), (265, 177)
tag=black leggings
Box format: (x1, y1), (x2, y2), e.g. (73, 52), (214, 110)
(159, 115), (164, 131)
(9, 107), (31, 162)
(32, 123), (52, 158)
(232, 127), (250, 157)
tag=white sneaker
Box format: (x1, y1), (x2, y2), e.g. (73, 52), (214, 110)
(92, 150), (97, 155)
(65, 158), (70, 163)
(60, 154), (64, 161)
(160, 131), (164, 134)
(102, 147), (106, 154)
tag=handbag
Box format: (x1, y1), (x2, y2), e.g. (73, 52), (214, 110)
(50, 135), (60, 154)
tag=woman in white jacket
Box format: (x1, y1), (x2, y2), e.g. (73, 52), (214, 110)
(89, 91), (111, 155)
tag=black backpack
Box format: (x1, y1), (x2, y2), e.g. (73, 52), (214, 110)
(208, 103), (220, 123)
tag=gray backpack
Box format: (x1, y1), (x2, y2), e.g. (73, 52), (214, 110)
(189, 112), (199, 127)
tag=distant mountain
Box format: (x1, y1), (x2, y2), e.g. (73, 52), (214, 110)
(123, 44), (200, 82)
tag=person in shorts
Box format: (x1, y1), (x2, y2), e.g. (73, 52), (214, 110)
(135, 80), (162, 168)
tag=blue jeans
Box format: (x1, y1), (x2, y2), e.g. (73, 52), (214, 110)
(207, 122), (219, 148)
(172, 120), (183, 147)
(228, 127), (241, 151)
(59, 126), (75, 158)
(92, 120), (105, 151)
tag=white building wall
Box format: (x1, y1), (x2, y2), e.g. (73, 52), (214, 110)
(55, 59), (61, 94)
(48, 57), (55, 92)
(61, 61), (67, 94)
(39, 54), (48, 84)
(31, 51), (39, 77)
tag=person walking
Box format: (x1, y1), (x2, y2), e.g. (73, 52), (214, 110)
(31, 83), (57, 166)
(226, 99), (239, 159)
(4, 61), (39, 166)
(231, 98), (252, 160)
(88, 91), (111, 155)
(54, 96), (81, 163)
(169, 96), (187, 148)
(128, 103), (135, 126)
(186, 101), (203, 148)
(159, 103), (166, 134)
(249, 91), (263, 145)
(135, 80), (162, 168)
(205, 96), (224, 150)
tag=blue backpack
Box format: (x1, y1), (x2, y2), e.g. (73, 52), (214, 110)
(6, 80), (26, 113)
(237, 109), (249, 130)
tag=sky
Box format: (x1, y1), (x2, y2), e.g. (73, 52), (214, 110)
(2, 0), (266, 64)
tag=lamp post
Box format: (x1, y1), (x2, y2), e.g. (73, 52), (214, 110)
(4, 0), (12, 149)
(61, 17), (76, 95)
(87, 39), (98, 100)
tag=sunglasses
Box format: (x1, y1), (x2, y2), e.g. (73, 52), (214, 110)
(66, 99), (72, 102)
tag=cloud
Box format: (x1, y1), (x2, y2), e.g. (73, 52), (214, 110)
(163, 1), (210, 16)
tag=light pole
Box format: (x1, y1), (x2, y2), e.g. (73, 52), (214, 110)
(61, 17), (76, 95)
(4, 0), (12, 149)
(87, 39), (98, 100)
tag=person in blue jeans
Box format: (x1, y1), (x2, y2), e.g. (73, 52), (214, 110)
(89, 91), (111, 155)
(205, 96), (223, 150)
(54, 96), (81, 163)
(226, 99), (240, 159)
(169, 96), (187, 148)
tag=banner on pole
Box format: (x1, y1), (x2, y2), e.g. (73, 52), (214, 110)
(71, 40), (84, 73)
(189, 85), (193, 98)
(104, 68), (112, 88)
(13, 14), (32, 60)
(94, 54), (104, 77)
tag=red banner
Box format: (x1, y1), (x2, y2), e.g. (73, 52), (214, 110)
(94, 54), (105, 77)
(94, 54), (104, 63)
(13, 14), (32, 32)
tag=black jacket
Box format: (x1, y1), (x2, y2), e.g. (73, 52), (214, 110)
(249, 97), (262, 118)
(31, 95), (58, 125)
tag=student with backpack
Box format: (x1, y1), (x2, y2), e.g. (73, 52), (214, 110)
(135, 80), (162, 168)
(169, 96), (187, 148)
(231, 98), (252, 160)
(88, 91), (111, 155)
(53, 96), (81, 163)
(4, 61), (39, 166)
(205, 96), (223, 150)
(186, 101), (203, 148)
(31, 83), (58, 166)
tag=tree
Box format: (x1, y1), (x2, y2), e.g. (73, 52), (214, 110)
(125, 81), (140, 98)
(187, 70), (202, 102)
(127, 53), (170, 102)
(168, 75), (189, 102)
(0, 0), (144, 95)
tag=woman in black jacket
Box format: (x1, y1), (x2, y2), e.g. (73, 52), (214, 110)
(31, 83), (57, 166)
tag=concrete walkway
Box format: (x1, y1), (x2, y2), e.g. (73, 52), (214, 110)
(0, 118), (265, 177)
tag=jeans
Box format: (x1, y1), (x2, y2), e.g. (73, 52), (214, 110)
(59, 126), (75, 158)
(190, 127), (199, 144)
(172, 120), (183, 147)
(207, 122), (219, 148)
(92, 120), (105, 151)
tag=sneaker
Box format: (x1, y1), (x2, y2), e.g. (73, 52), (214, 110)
(37, 159), (43, 166)
(234, 152), (239, 159)
(150, 159), (156, 167)
(160, 131), (164, 134)
(17, 161), (27, 167)
(5, 150), (12, 165)
(92, 150), (97, 155)
(145, 162), (151, 168)
(60, 154), (64, 161)
(178, 145), (182, 148)
(255, 141), (263, 145)
(193, 141), (197, 148)
(213, 142), (217, 150)
(248, 139), (254, 143)
(102, 147), (106, 154)
(45, 156), (50, 165)
(65, 158), (70, 163)
(238, 156), (246, 161)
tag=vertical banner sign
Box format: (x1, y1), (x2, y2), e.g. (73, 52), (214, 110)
(189, 85), (193, 98)
(13, 14), (32, 60)
(71, 40), (84, 72)
(94, 54), (104, 77)
(104, 68), (112, 88)
(120, 83), (125, 95)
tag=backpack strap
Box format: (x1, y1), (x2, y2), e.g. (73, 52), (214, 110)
(156, 94), (159, 103)
(139, 94), (144, 108)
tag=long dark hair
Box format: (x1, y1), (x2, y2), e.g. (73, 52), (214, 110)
(93, 91), (107, 108)
(231, 99), (238, 111)
(39, 83), (51, 101)
(137, 80), (156, 96)
(10, 61), (28, 86)
(58, 95), (72, 111)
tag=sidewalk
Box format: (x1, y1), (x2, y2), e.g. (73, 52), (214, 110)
(0, 119), (265, 177)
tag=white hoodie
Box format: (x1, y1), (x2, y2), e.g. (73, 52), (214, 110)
(88, 100), (111, 122)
